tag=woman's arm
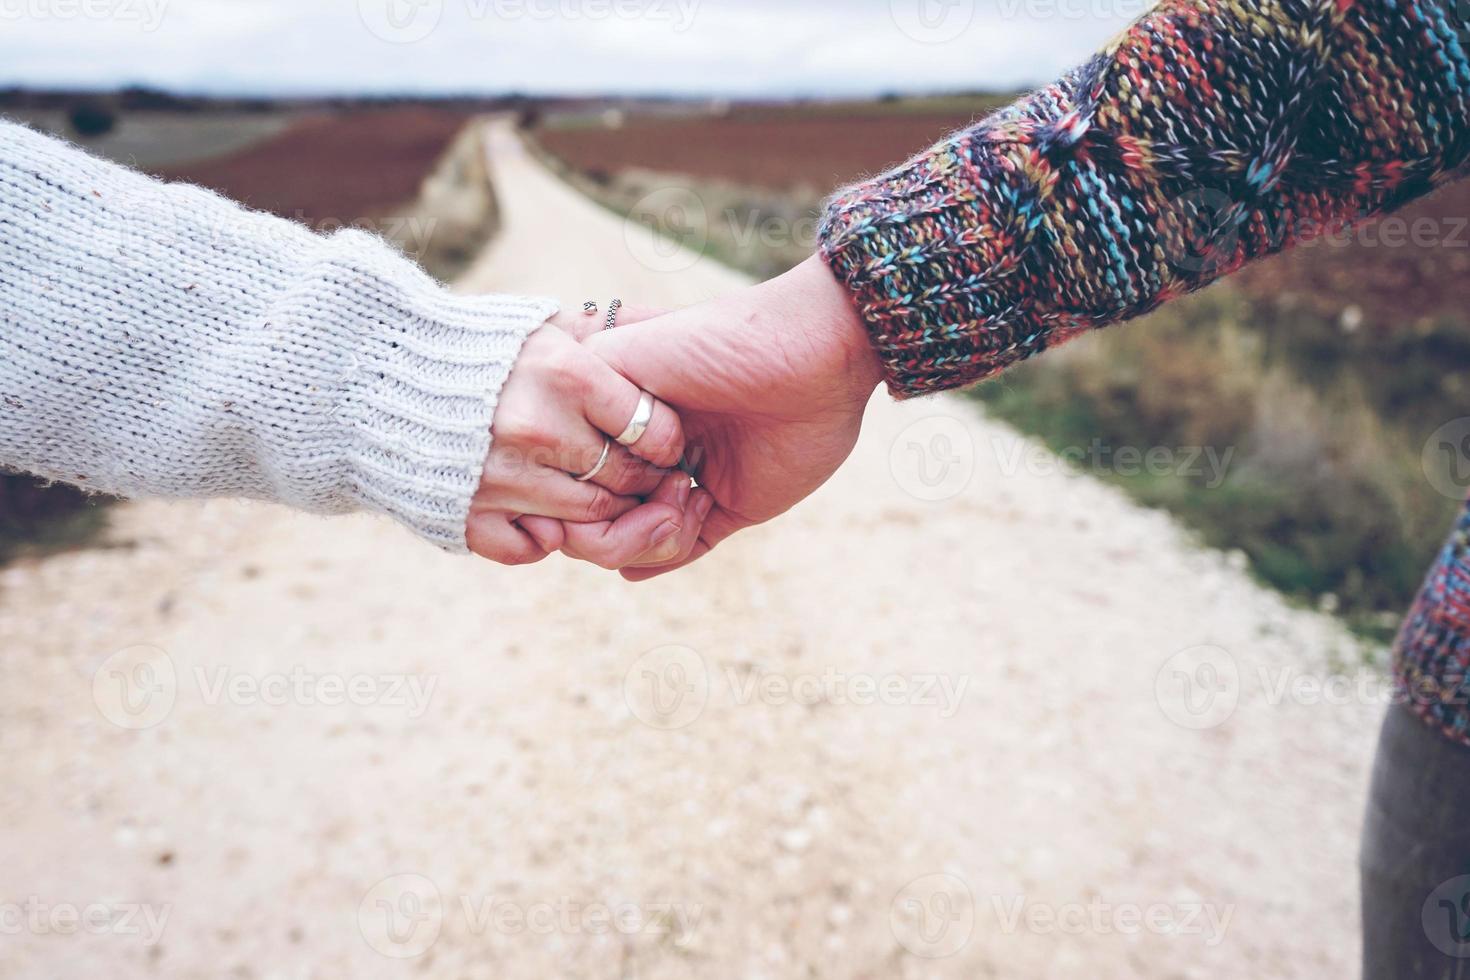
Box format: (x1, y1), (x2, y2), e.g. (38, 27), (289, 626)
(819, 0), (1470, 396)
(0, 120), (691, 561)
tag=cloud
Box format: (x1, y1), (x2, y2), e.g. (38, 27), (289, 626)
(0, 0), (1146, 95)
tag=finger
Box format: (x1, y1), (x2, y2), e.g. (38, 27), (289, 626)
(588, 442), (668, 497)
(608, 304), (668, 329)
(560, 500), (686, 570)
(480, 454), (642, 524)
(562, 471), (692, 570)
(621, 500), (742, 581)
(466, 512), (551, 567)
(551, 305), (668, 343)
(626, 478), (709, 568)
(492, 408), (664, 499)
(520, 473), (693, 570)
(516, 515), (565, 554)
(580, 358), (685, 468)
(549, 308), (608, 343)
(621, 538), (713, 582)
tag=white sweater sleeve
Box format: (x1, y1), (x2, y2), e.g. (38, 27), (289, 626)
(0, 120), (557, 552)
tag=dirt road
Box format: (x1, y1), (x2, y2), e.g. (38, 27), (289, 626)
(0, 120), (1385, 979)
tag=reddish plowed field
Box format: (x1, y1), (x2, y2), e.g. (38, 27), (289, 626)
(159, 108), (472, 225)
(537, 111), (987, 191)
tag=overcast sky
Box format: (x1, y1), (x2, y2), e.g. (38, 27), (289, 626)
(1, 0), (1152, 97)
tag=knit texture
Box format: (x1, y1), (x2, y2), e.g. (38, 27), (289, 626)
(820, 0), (1470, 748)
(0, 120), (558, 552)
(819, 0), (1470, 398)
(1397, 503), (1470, 742)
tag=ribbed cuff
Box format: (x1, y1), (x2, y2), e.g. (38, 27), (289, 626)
(338, 280), (558, 552)
(817, 136), (1034, 400)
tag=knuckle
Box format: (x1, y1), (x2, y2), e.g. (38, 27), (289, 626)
(592, 550), (626, 572)
(582, 488), (620, 524)
(502, 543), (547, 567)
(640, 419), (684, 467)
(468, 524), (546, 567)
(608, 458), (656, 495)
(491, 407), (540, 448)
(547, 344), (592, 397)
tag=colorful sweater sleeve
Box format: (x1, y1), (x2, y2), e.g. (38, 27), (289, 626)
(818, 0), (1470, 398)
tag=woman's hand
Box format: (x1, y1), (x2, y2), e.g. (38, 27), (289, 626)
(465, 311), (703, 568)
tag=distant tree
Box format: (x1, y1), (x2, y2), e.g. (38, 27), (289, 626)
(68, 100), (118, 139)
(516, 106), (543, 131)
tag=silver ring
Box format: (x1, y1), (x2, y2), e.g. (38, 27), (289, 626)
(605, 298), (623, 332)
(582, 301), (599, 316)
(574, 439), (612, 482)
(616, 392), (655, 447)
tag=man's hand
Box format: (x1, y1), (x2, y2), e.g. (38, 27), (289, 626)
(585, 255), (884, 580)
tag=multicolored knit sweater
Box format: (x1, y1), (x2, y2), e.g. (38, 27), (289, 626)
(818, 0), (1470, 741)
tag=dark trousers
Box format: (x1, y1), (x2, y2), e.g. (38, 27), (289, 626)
(1362, 705), (1470, 978)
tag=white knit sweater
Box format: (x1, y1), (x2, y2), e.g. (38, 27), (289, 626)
(0, 120), (558, 552)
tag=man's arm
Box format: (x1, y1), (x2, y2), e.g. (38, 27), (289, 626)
(819, 0), (1470, 397)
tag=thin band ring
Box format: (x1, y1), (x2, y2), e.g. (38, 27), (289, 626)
(616, 391), (656, 448)
(574, 439), (612, 483)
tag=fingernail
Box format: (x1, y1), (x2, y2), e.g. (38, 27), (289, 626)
(676, 477), (692, 510)
(646, 524), (682, 564)
(695, 495), (715, 521)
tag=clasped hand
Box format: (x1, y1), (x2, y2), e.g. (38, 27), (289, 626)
(467, 256), (884, 579)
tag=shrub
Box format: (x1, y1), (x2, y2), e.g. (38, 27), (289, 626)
(68, 100), (118, 139)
